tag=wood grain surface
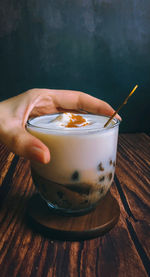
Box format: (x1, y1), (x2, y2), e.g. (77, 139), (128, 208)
(0, 133), (150, 277)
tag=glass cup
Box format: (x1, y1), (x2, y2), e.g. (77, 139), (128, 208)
(26, 114), (120, 216)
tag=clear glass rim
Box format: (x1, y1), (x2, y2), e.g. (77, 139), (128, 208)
(26, 113), (120, 134)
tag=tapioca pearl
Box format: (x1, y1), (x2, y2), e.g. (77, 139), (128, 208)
(58, 198), (71, 208)
(98, 162), (104, 171)
(108, 172), (113, 181)
(109, 159), (113, 165)
(71, 171), (79, 181)
(99, 187), (104, 194)
(99, 175), (105, 182)
(80, 199), (89, 205)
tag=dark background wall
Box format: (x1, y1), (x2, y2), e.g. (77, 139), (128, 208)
(0, 0), (150, 133)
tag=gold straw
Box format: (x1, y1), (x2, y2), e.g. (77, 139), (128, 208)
(104, 85), (138, 128)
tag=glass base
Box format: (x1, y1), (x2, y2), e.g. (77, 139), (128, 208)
(46, 200), (97, 217)
(31, 168), (113, 217)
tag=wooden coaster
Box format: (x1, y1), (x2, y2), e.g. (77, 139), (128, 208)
(27, 192), (120, 240)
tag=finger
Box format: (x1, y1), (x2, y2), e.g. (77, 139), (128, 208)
(79, 94), (122, 120)
(51, 90), (121, 120)
(6, 128), (50, 164)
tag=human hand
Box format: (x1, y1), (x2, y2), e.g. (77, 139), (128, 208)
(0, 89), (121, 163)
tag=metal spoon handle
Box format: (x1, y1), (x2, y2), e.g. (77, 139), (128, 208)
(104, 85), (138, 128)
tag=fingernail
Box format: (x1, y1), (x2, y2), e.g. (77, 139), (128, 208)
(116, 114), (122, 121)
(30, 146), (49, 164)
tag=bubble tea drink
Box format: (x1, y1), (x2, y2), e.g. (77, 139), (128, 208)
(27, 113), (120, 215)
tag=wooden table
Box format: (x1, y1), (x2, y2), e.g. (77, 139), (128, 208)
(0, 133), (150, 277)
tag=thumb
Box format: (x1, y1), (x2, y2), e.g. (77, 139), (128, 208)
(8, 128), (50, 164)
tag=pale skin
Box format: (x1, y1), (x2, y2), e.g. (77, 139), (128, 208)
(0, 89), (121, 164)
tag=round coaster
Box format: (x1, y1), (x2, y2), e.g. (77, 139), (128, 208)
(27, 192), (120, 240)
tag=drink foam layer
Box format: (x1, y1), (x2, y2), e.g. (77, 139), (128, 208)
(28, 113), (118, 134)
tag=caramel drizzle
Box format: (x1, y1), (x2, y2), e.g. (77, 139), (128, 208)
(65, 114), (88, 128)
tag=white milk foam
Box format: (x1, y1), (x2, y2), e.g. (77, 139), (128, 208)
(28, 113), (116, 134)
